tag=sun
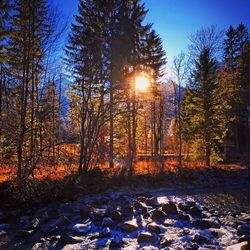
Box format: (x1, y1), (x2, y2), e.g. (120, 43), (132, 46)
(135, 75), (150, 92)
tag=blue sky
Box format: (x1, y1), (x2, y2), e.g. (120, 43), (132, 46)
(53, 0), (250, 78)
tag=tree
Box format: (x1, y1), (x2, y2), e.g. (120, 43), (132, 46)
(2, 0), (61, 179)
(65, 0), (110, 173)
(222, 23), (249, 155)
(173, 52), (186, 168)
(181, 47), (226, 166)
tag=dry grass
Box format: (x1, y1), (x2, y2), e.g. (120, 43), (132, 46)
(0, 158), (247, 183)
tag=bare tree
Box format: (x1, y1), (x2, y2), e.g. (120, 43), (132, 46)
(173, 52), (187, 168)
(188, 25), (223, 61)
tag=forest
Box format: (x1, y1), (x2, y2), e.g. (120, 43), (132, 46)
(0, 0), (250, 249)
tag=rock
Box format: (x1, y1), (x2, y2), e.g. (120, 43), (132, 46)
(92, 208), (106, 221)
(192, 234), (211, 244)
(151, 209), (167, 221)
(239, 234), (250, 243)
(121, 220), (138, 233)
(15, 229), (34, 238)
(186, 243), (199, 250)
(59, 202), (74, 214)
(40, 212), (49, 223)
(59, 233), (83, 245)
(100, 227), (111, 238)
(163, 218), (176, 226)
(162, 202), (178, 214)
(146, 197), (159, 207)
(237, 224), (250, 237)
(225, 241), (249, 250)
(0, 210), (6, 222)
(179, 228), (190, 236)
(186, 200), (196, 207)
(0, 230), (7, 237)
(210, 228), (225, 237)
(54, 215), (71, 227)
(80, 205), (92, 218)
(160, 235), (173, 246)
(179, 212), (191, 220)
(31, 218), (40, 229)
(239, 213), (250, 223)
(0, 224), (10, 230)
(148, 223), (161, 234)
(141, 246), (159, 250)
(133, 201), (144, 209)
(72, 222), (92, 234)
(137, 196), (148, 202)
(190, 206), (202, 216)
(110, 233), (122, 247)
(178, 203), (190, 212)
(192, 219), (210, 229)
(106, 209), (122, 221)
(88, 232), (100, 240)
(20, 216), (30, 225)
(137, 232), (154, 243)
(102, 217), (113, 227)
(192, 218), (220, 229)
(142, 206), (150, 218)
(33, 207), (53, 220)
(31, 242), (52, 250)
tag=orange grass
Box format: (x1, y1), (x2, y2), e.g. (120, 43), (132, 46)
(0, 159), (246, 183)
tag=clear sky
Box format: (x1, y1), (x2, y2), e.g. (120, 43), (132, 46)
(53, 0), (250, 78)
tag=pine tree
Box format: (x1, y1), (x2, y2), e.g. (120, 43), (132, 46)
(223, 23), (249, 154)
(6, 0), (50, 179)
(181, 47), (226, 166)
(65, 0), (110, 173)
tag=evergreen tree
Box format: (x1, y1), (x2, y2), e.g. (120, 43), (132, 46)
(65, 0), (110, 172)
(181, 47), (226, 166)
(5, 0), (51, 179)
(222, 23), (249, 154)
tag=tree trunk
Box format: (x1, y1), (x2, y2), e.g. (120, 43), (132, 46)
(109, 82), (114, 168)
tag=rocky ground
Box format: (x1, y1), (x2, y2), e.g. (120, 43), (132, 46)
(0, 187), (250, 250)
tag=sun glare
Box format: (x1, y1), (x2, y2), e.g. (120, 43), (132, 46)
(135, 76), (150, 92)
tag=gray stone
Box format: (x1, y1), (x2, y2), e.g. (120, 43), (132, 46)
(121, 220), (138, 233)
(186, 243), (199, 250)
(192, 234), (211, 244)
(190, 206), (202, 216)
(192, 219), (210, 229)
(193, 218), (220, 229)
(137, 232), (154, 243)
(151, 209), (167, 221)
(0, 230), (7, 237)
(59, 233), (83, 245)
(225, 242), (249, 250)
(102, 217), (113, 227)
(162, 202), (178, 214)
(237, 224), (250, 237)
(80, 205), (92, 218)
(106, 209), (122, 221)
(178, 203), (190, 212)
(72, 222), (92, 234)
(20, 216), (30, 225)
(148, 223), (161, 234)
(146, 197), (159, 207)
(160, 235), (173, 246)
(0, 224), (10, 230)
(110, 233), (122, 247)
(31, 242), (52, 250)
(100, 227), (111, 237)
(179, 212), (191, 220)
(54, 215), (71, 227)
(15, 229), (34, 238)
